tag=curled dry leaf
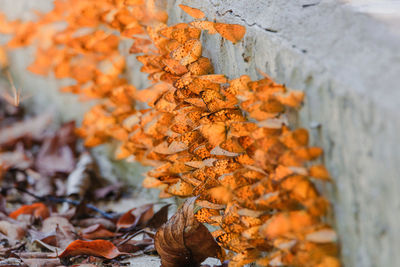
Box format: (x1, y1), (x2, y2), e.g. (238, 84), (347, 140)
(66, 152), (93, 197)
(58, 239), (127, 259)
(155, 197), (223, 267)
(146, 204), (170, 229)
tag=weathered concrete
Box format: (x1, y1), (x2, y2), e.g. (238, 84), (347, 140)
(1, 0), (400, 266)
(166, 1), (400, 266)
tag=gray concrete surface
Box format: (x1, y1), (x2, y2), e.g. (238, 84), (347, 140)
(1, 0), (400, 266)
(165, 1), (400, 266)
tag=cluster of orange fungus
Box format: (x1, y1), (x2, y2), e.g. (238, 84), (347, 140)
(0, 2), (339, 266)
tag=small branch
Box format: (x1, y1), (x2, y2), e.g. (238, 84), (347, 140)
(5, 186), (117, 219)
(117, 228), (155, 247)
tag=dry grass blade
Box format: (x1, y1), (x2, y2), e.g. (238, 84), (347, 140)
(1, 70), (30, 107)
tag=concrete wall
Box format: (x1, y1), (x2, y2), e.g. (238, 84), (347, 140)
(165, 1), (400, 266)
(1, 0), (400, 266)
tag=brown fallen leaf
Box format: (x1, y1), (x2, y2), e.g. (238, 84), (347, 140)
(146, 204), (170, 230)
(116, 204), (154, 230)
(80, 224), (117, 240)
(117, 238), (153, 253)
(32, 238), (59, 252)
(41, 216), (75, 249)
(29, 228), (57, 247)
(77, 218), (116, 231)
(15, 252), (55, 258)
(0, 257), (24, 266)
(0, 145), (32, 170)
(35, 121), (76, 175)
(0, 195), (7, 214)
(0, 220), (26, 245)
(27, 169), (53, 197)
(155, 197), (223, 267)
(0, 113), (52, 147)
(21, 258), (60, 267)
(58, 239), (127, 259)
(94, 182), (124, 200)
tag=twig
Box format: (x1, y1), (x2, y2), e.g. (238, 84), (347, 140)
(4, 186), (117, 219)
(116, 229), (145, 247)
(117, 228), (155, 247)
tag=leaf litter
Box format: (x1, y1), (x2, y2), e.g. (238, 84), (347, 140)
(0, 91), (218, 266)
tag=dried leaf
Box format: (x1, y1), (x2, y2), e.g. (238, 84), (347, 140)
(0, 220), (26, 244)
(0, 113), (52, 147)
(21, 258), (60, 267)
(9, 203), (50, 220)
(116, 204), (154, 230)
(59, 239), (127, 259)
(35, 121), (76, 175)
(66, 152), (92, 197)
(80, 224), (116, 239)
(155, 197), (223, 266)
(146, 204), (170, 230)
(41, 216), (75, 249)
(77, 218), (116, 231)
(0, 148), (32, 170)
